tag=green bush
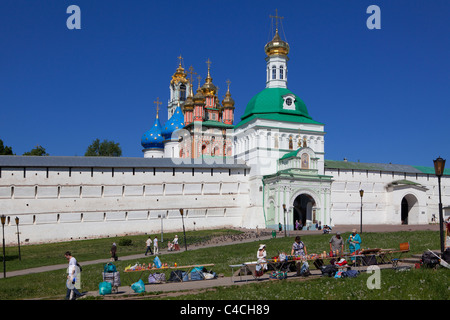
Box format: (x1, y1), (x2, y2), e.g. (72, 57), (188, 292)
(118, 238), (133, 246)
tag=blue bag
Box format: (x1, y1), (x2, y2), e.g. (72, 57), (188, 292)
(104, 262), (117, 273)
(99, 281), (112, 295)
(342, 270), (359, 278)
(153, 256), (162, 268)
(131, 279), (146, 293)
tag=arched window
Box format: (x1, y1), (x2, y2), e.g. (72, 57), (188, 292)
(280, 66), (284, 79)
(289, 136), (293, 150)
(272, 66), (276, 79)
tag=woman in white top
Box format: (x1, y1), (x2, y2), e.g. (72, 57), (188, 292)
(257, 244), (268, 270)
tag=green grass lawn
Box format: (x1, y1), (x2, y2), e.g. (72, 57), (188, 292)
(0, 229), (448, 300)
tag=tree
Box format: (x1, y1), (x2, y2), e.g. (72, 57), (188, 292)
(85, 139), (122, 157)
(0, 139), (14, 155)
(23, 145), (49, 156)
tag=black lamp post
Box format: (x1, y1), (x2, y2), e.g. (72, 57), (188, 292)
(15, 217), (21, 261)
(1, 215), (6, 278)
(179, 209), (187, 251)
(359, 189), (364, 234)
(157, 213), (164, 243)
(433, 156), (446, 254)
(282, 204), (287, 237)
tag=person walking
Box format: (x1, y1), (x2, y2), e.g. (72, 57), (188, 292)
(145, 236), (153, 255)
(64, 251), (84, 300)
(110, 242), (118, 261)
(154, 236), (159, 254)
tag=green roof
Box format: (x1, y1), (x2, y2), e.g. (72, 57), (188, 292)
(235, 87), (320, 128)
(185, 120), (234, 129)
(325, 160), (450, 176)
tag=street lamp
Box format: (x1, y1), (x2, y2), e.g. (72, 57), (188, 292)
(157, 213), (165, 243)
(15, 217), (21, 261)
(1, 215), (6, 278)
(434, 156), (446, 254)
(282, 204), (287, 237)
(179, 209), (187, 251)
(359, 189), (364, 234)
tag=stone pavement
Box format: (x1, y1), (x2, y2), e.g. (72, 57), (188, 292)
(2, 224), (440, 299)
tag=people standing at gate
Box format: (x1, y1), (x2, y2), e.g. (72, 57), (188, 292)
(145, 236), (153, 255)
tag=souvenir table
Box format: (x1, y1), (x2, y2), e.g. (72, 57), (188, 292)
(124, 263), (215, 283)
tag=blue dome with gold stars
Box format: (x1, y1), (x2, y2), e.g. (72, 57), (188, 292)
(162, 105), (185, 141)
(141, 116), (164, 149)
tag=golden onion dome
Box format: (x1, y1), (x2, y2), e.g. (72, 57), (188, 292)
(183, 84), (195, 110)
(193, 86), (205, 104)
(201, 63), (217, 96)
(264, 29), (290, 57)
(170, 63), (188, 85)
(222, 86), (235, 109)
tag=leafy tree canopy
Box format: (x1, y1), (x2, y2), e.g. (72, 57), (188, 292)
(0, 139), (14, 155)
(85, 138), (122, 157)
(23, 145), (49, 156)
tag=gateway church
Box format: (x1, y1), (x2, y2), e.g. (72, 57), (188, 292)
(0, 14), (448, 244)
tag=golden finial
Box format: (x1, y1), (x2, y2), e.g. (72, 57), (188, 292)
(154, 97), (162, 118)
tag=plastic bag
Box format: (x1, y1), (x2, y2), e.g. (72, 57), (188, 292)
(104, 262), (117, 273)
(153, 256), (162, 268)
(99, 281), (112, 295)
(131, 279), (146, 293)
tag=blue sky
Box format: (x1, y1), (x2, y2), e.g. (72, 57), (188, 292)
(0, 0), (449, 167)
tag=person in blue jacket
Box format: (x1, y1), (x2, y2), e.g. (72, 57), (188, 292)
(347, 229), (362, 263)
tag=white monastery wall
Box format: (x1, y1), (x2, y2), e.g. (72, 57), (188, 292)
(326, 167), (449, 226)
(0, 159), (250, 245)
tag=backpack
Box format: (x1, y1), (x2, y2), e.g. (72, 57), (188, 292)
(321, 264), (338, 277)
(442, 248), (450, 264)
(342, 270), (359, 278)
(421, 251), (439, 268)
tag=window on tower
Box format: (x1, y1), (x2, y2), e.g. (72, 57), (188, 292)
(272, 66), (276, 79)
(180, 84), (186, 101)
(280, 66), (284, 79)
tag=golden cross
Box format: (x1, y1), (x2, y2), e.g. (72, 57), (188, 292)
(197, 75), (202, 88)
(177, 54), (184, 66)
(226, 79), (231, 91)
(270, 9), (284, 31)
(188, 65), (197, 84)
(154, 97), (162, 117)
(206, 58), (212, 70)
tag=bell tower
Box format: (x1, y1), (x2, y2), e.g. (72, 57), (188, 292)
(168, 55), (191, 118)
(265, 10), (289, 89)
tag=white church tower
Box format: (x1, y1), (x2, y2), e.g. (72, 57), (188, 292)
(234, 11), (331, 231)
